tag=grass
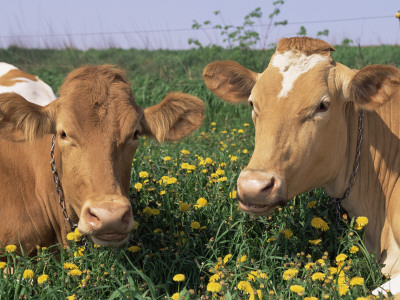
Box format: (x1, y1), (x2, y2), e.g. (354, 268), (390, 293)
(0, 45), (399, 299)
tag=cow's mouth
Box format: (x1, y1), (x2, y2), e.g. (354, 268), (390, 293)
(238, 200), (276, 216)
(91, 232), (130, 246)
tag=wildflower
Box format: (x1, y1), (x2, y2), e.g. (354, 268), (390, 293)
(74, 247), (85, 257)
(304, 262), (315, 270)
(267, 237), (277, 243)
(171, 293), (180, 300)
(190, 221), (201, 229)
(154, 228), (162, 233)
(349, 245), (360, 253)
(67, 295), (76, 300)
(311, 272), (326, 281)
(209, 274), (220, 282)
(139, 171), (149, 178)
(223, 254), (232, 264)
(307, 201), (317, 208)
(181, 150), (190, 155)
(69, 269), (82, 276)
(282, 269), (299, 280)
(305, 297), (318, 300)
(237, 281), (252, 294)
(167, 177), (177, 184)
(230, 155), (238, 161)
(160, 190), (166, 196)
(37, 274), (49, 284)
(290, 284), (304, 294)
(134, 182), (143, 191)
(181, 162), (189, 169)
(195, 197), (207, 208)
(22, 269), (34, 279)
(238, 129), (244, 133)
(5, 245), (17, 253)
(179, 203), (190, 212)
(329, 267), (338, 275)
(281, 229), (293, 239)
(128, 246), (141, 253)
(336, 253), (348, 264)
(133, 221), (139, 230)
(207, 282), (222, 293)
(239, 255), (247, 263)
(338, 283), (349, 296)
(215, 168), (225, 176)
(309, 239), (322, 245)
(143, 207), (153, 216)
(0, 262), (6, 269)
(311, 217), (329, 231)
(354, 216), (368, 230)
(163, 156), (171, 161)
(350, 276), (364, 286)
(211, 122), (216, 126)
(151, 208), (160, 215)
(248, 273), (255, 281)
(173, 274), (185, 282)
(64, 262), (79, 270)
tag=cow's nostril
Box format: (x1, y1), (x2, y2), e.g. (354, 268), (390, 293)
(261, 176), (275, 192)
(121, 211), (131, 225)
(88, 208), (100, 221)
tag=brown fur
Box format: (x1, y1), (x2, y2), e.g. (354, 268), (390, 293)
(0, 69), (37, 86)
(276, 36), (335, 55)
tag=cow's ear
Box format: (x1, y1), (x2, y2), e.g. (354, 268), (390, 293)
(0, 92), (56, 141)
(349, 65), (400, 110)
(203, 60), (259, 103)
(142, 92), (205, 142)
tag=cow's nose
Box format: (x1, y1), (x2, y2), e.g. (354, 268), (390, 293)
(80, 200), (134, 234)
(237, 170), (282, 203)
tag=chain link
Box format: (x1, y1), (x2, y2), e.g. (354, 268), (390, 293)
(331, 109), (364, 222)
(50, 134), (77, 232)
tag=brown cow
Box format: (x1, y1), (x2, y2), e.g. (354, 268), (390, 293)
(203, 37), (400, 296)
(0, 65), (205, 256)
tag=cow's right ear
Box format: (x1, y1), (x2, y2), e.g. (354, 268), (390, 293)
(202, 60), (259, 103)
(0, 92), (56, 141)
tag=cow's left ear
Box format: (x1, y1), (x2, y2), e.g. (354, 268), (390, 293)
(349, 65), (400, 110)
(142, 92), (205, 142)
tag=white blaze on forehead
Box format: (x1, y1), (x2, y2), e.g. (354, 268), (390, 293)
(271, 50), (329, 99)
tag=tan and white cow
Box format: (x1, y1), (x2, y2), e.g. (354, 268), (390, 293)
(203, 37), (400, 296)
(0, 65), (205, 256)
(0, 62), (56, 105)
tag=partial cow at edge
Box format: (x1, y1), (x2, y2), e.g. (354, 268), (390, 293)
(203, 37), (400, 297)
(0, 64), (205, 257)
(0, 62), (56, 106)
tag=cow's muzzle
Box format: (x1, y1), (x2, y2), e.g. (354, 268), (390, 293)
(237, 170), (287, 215)
(78, 196), (135, 247)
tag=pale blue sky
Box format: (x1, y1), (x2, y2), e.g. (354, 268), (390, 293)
(0, 0), (399, 49)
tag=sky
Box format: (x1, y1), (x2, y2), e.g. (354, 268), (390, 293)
(0, 0), (399, 50)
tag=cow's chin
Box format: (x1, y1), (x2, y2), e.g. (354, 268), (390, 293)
(238, 200), (276, 216)
(90, 232), (131, 247)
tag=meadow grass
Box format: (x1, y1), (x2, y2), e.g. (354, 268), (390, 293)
(0, 45), (399, 299)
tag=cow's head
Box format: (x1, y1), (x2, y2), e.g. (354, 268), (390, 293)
(0, 65), (205, 245)
(203, 37), (400, 215)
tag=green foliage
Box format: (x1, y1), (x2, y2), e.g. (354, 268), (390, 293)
(0, 45), (399, 298)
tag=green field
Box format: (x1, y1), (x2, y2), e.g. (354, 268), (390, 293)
(0, 45), (399, 299)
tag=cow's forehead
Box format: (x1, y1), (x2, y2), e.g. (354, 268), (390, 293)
(268, 50), (331, 99)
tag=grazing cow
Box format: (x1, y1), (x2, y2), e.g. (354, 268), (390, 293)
(0, 62), (56, 106)
(203, 37), (400, 297)
(0, 65), (205, 256)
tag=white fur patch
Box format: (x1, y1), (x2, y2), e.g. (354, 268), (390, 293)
(372, 274), (400, 296)
(271, 50), (328, 99)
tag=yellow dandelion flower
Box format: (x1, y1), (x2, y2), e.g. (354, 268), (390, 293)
(66, 232), (76, 241)
(247, 273), (255, 281)
(179, 203), (190, 212)
(223, 254), (232, 264)
(311, 272), (326, 281)
(207, 282), (222, 293)
(230, 156), (238, 161)
(350, 276), (364, 286)
(281, 229), (293, 239)
(128, 246), (141, 253)
(215, 169), (225, 176)
(354, 216), (368, 230)
(160, 190), (166, 196)
(311, 217), (329, 231)
(171, 292), (180, 300)
(256, 290), (262, 299)
(329, 267), (338, 274)
(139, 171), (149, 178)
(237, 281), (252, 294)
(68, 269), (82, 276)
(217, 176), (227, 182)
(309, 239), (322, 245)
(229, 190), (237, 199)
(67, 295), (76, 300)
(151, 208), (160, 215)
(163, 156), (171, 161)
(304, 262), (315, 270)
(267, 237), (277, 243)
(290, 284), (304, 294)
(134, 182), (143, 191)
(190, 221), (201, 229)
(305, 297), (318, 300)
(349, 245), (359, 253)
(154, 228), (162, 233)
(143, 206), (153, 216)
(211, 122), (216, 126)
(63, 262), (79, 270)
(133, 220), (139, 230)
(195, 197), (207, 208)
(22, 269), (34, 279)
(356, 298), (368, 300)
(336, 253), (348, 263)
(181, 162), (189, 169)
(0, 262), (6, 269)
(338, 283), (349, 296)
(239, 255), (247, 263)
(173, 274), (185, 282)
(73, 247), (85, 257)
(181, 150), (190, 155)
(307, 201), (317, 208)
(37, 274), (49, 284)
(5, 245), (17, 253)
(167, 177), (177, 184)
(282, 268), (299, 280)
(209, 274), (220, 282)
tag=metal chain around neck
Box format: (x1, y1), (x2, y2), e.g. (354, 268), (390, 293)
(331, 109), (365, 222)
(50, 134), (77, 232)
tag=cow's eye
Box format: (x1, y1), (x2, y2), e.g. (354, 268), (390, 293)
(60, 131), (68, 139)
(133, 130), (139, 139)
(248, 100), (254, 109)
(317, 101), (330, 113)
